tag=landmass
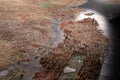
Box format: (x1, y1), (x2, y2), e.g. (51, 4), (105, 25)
(0, 0), (110, 80)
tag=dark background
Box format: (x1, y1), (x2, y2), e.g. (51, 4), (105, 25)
(78, 0), (120, 79)
(109, 15), (120, 80)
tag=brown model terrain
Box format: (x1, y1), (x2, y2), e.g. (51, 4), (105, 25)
(108, 0), (120, 4)
(0, 0), (109, 80)
(0, 0), (86, 68)
(32, 19), (108, 80)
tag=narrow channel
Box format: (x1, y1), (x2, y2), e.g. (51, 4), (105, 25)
(0, 18), (64, 80)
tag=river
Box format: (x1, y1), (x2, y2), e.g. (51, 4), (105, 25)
(0, 0), (120, 80)
(0, 18), (64, 80)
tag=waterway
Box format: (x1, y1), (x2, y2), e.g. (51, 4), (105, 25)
(0, 0), (120, 80)
(0, 18), (64, 80)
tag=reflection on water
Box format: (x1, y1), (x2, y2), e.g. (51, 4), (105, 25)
(0, 0), (120, 79)
(78, 0), (120, 19)
(75, 9), (109, 37)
